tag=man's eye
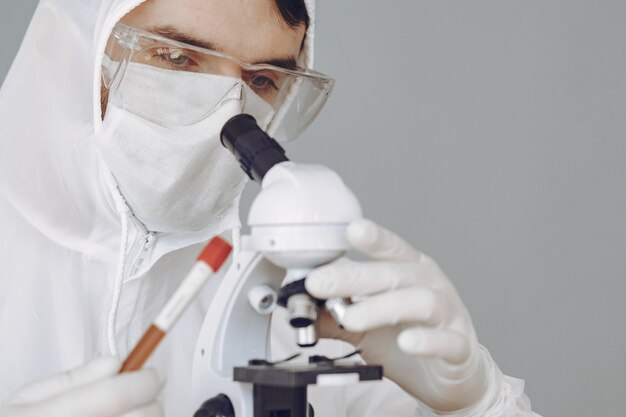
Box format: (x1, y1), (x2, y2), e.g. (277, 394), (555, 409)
(168, 54), (191, 66)
(250, 75), (278, 90)
(153, 48), (194, 67)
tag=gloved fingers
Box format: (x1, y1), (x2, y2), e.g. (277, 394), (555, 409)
(306, 260), (422, 299)
(39, 368), (164, 417)
(8, 357), (120, 404)
(341, 286), (447, 333)
(397, 327), (471, 364)
(347, 219), (422, 262)
(316, 308), (365, 346)
(119, 402), (164, 417)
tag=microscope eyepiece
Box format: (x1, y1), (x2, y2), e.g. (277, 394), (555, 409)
(220, 114), (289, 183)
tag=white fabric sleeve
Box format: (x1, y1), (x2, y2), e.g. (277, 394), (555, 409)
(416, 346), (543, 417)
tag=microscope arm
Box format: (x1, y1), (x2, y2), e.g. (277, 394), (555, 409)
(191, 244), (285, 416)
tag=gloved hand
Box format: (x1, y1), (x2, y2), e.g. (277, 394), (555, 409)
(307, 219), (493, 413)
(1, 357), (164, 417)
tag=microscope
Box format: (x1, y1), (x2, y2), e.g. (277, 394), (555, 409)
(191, 115), (383, 417)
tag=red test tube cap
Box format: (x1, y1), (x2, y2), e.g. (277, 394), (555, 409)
(197, 237), (233, 272)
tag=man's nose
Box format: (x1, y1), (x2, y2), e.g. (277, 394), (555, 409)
(215, 60), (244, 80)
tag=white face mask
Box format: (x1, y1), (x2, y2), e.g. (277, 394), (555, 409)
(96, 66), (275, 233)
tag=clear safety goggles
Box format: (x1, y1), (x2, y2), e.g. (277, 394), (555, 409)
(102, 23), (335, 141)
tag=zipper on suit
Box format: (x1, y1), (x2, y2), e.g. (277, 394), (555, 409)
(128, 227), (156, 277)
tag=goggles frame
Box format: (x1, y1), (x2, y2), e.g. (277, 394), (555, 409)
(102, 23), (335, 140)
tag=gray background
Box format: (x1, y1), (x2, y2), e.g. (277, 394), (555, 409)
(2, 1), (625, 417)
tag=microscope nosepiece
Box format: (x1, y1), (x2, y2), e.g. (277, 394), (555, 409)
(277, 278), (322, 347)
(287, 293), (318, 328)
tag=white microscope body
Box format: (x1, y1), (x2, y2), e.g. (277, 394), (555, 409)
(191, 143), (366, 416)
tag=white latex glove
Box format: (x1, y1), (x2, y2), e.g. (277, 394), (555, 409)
(1, 357), (164, 417)
(307, 219), (493, 413)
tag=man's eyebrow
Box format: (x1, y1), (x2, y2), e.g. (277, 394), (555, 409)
(252, 57), (298, 71)
(145, 25), (299, 71)
(145, 25), (223, 52)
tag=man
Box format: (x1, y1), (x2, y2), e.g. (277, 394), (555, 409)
(0, 0), (540, 416)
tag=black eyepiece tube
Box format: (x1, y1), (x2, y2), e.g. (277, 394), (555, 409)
(220, 114), (289, 183)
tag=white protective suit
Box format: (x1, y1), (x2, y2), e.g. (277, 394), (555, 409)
(0, 0), (540, 416)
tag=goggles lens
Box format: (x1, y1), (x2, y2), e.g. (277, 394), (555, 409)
(102, 24), (334, 141)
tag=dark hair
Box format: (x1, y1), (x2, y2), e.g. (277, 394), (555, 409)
(273, 0), (310, 29)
